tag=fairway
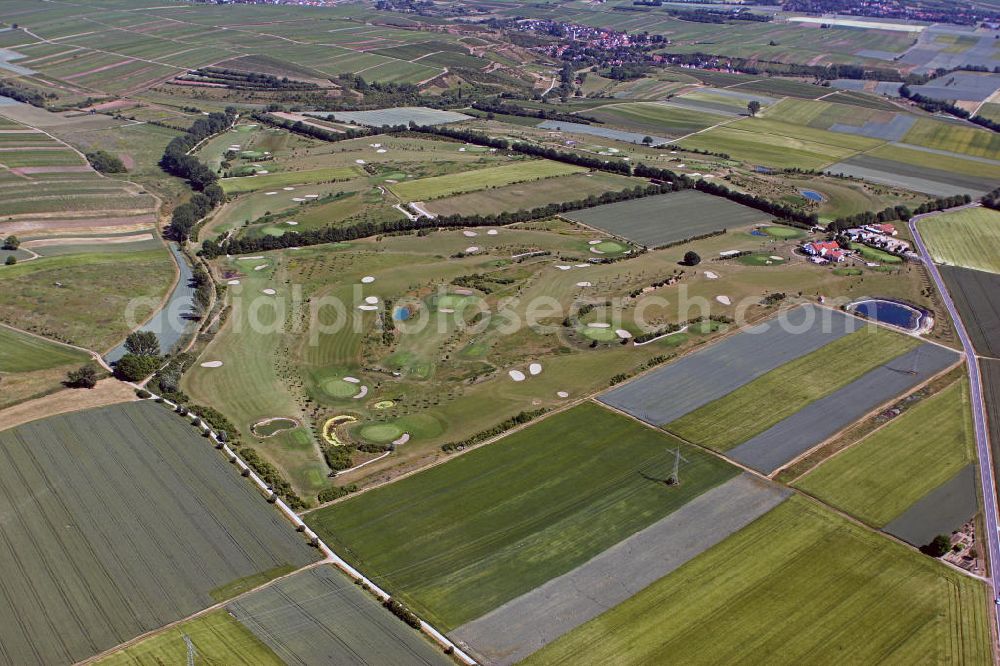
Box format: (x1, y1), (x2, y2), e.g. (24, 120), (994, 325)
(796, 381), (974, 527)
(388, 160), (583, 201)
(219, 166), (363, 194)
(563, 189), (770, 248)
(918, 206), (1000, 274)
(523, 497), (991, 665)
(306, 402), (737, 629)
(0, 401), (318, 665)
(0, 325), (89, 373)
(667, 326), (919, 450)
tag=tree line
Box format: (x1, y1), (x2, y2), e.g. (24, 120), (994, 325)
(826, 194), (972, 231)
(899, 84), (1000, 132)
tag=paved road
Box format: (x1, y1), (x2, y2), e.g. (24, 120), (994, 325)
(910, 205), (1000, 634)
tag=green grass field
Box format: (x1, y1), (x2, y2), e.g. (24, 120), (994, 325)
(306, 402), (737, 629)
(795, 381), (974, 526)
(865, 143), (1000, 181)
(220, 166), (363, 194)
(850, 242), (904, 264)
(388, 160), (584, 201)
(523, 496), (991, 665)
(585, 102), (728, 137)
(97, 609), (282, 666)
(918, 206), (1000, 274)
(903, 117), (1000, 160)
(667, 326), (919, 450)
(0, 324), (90, 373)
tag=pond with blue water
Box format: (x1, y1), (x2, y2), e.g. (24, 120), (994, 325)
(848, 299), (923, 331)
(800, 190), (824, 202)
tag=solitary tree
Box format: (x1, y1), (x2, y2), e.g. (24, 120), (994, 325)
(747, 100), (761, 117)
(2, 235), (19, 250)
(920, 534), (952, 558)
(65, 363), (98, 389)
(642, 135), (654, 146)
(683, 250), (701, 266)
(124, 330), (160, 357)
(4, 256), (15, 266)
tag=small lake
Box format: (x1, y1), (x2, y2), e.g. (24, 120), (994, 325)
(849, 299), (923, 331)
(800, 189), (824, 202)
(393, 306), (412, 321)
(105, 242), (198, 363)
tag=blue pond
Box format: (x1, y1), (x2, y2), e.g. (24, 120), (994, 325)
(750, 230), (767, 237)
(800, 190), (824, 202)
(850, 299), (922, 331)
(393, 306), (411, 321)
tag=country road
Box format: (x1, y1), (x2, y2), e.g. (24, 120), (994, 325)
(909, 204), (1000, 639)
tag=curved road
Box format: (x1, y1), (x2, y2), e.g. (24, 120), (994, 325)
(910, 205), (1000, 636)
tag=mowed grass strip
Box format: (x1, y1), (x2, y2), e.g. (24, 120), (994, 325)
(523, 496), (991, 665)
(220, 166), (363, 194)
(388, 160), (584, 201)
(96, 609), (283, 666)
(794, 381), (974, 526)
(918, 206), (1000, 274)
(0, 325), (89, 373)
(667, 326), (919, 451)
(306, 402), (737, 629)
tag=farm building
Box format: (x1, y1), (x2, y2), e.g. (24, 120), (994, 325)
(803, 241), (842, 257)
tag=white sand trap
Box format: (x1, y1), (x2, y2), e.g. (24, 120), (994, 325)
(453, 288), (473, 295)
(589, 322), (611, 328)
(704, 271), (719, 279)
(770, 255), (784, 261)
(487, 229), (498, 235)
(386, 179), (398, 183)
(393, 433), (410, 446)
(200, 361), (223, 368)
(529, 363), (542, 375)
(576, 281), (592, 287)
(376, 149), (387, 153)
(458, 147), (466, 152)
(292, 197), (305, 202)
(590, 248), (605, 254)
(677, 164), (686, 168)
(690, 172), (701, 177)
(257, 170), (269, 175)
(575, 264), (590, 269)
(358, 304), (378, 311)
(262, 288), (276, 295)
(265, 191), (277, 195)
(283, 187), (295, 191)
(705, 174), (715, 178)
(286, 220), (298, 226)
(361, 276), (375, 284)
(439, 308), (455, 313)
(305, 194), (319, 198)
(370, 143), (382, 148)
(356, 159), (366, 164)
(241, 255), (264, 260)
(227, 279), (240, 285)
(353, 386), (369, 399)
(616, 329), (632, 339)
(556, 265), (572, 270)
(364, 296), (379, 304)
(465, 246), (479, 253)
(557, 391), (570, 398)
(463, 230), (478, 237)
(588, 240), (602, 245)
(716, 295), (732, 305)
(254, 264), (268, 271)
(344, 376), (360, 383)
(509, 370), (526, 382)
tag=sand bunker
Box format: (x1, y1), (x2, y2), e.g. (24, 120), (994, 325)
(589, 322), (611, 328)
(576, 281), (592, 287)
(704, 271), (719, 279)
(265, 191), (277, 195)
(254, 264), (268, 271)
(305, 194), (319, 199)
(353, 386), (369, 399)
(439, 308), (455, 313)
(509, 369), (526, 382)
(616, 329), (633, 339)
(283, 187), (295, 191)
(588, 240), (602, 245)
(358, 305), (378, 311)
(200, 360), (223, 368)
(292, 197), (305, 202)
(364, 296), (379, 304)
(241, 256), (264, 260)
(361, 276), (375, 284)
(465, 246), (479, 253)
(769, 255), (784, 261)
(556, 265), (571, 270)
(393, 433), (410, 446)
(356, 159), (366, 164)
(322, 415), (357, 447)
(557, 391), (570, 398)
(529, 363), (542, 376)
(227, 279), (240, 285)
(262, 288), (276, 295)
(716, 295), (732, 305)
(575, 264), (590, 268)
(344, 376), (360, 383)
(487, 229), (498, 235)
(463, 230), (478, 237)
(376, 149), (387, 153)
(286, 220), (298, 226)
(257, 170), (269, 175)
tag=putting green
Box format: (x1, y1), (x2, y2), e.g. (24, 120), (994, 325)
(322, 378), (360, 398)
(582, 326), (618, 341)
(360, 422), (404, 443)
(739, 254), (784, 266)
(435, 294), (476, 309)
(594, 241), (627, 254)
(762, 225), (806, 239)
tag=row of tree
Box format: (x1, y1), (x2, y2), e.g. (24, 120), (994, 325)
(826, 194), (973, 231)
(899, 84), (1000, 132)
(159, 108), (238, 191)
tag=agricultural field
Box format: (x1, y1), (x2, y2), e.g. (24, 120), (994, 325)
(940, 266), (1000, 359)
(101, 566), (450, 665)
(562, 189), (771, 247)
(985, 360), (1000, 488)
(795, 381), (975, 531)
(583, 101), (729, 138)
(0, 401), (319, 665)
(307, 402), (742, 630)
(918, 206), (1000, 274)
(522, 496), (991, 665)
(388, 160), (583, 201)
(0, 324), (91, 409)
(314, 107), (472, 127)
(827, 152), (999, 197)
(902, 117), (1000, 159)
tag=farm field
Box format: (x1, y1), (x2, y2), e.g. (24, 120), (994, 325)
(827, 153), (998, 197)
(940, 266), (1000, 359)
(315, 107), (472, 127)
(562, 189), (770, 247)
(583, 101), (729, 137)
(0, 324), (92, 409)
(522, 496), (992, 665)
(536, 120), (670, 146)
(667, 325), (919, 451)
(0, 401), (318, 665)
(984, 360), (1000, 490)
(795, 381), (974, 527)
(918, 206), (1000, 274)
(388, 160), (583, 201)
(903, 117), (1000, 159)
(306, 402), (739, 630)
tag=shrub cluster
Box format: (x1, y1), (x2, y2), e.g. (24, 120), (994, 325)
(441, 409), (547, 452)
(383, 598), (422, 629)
(317, 484), (358, 503)
(239, 447), (306, 509)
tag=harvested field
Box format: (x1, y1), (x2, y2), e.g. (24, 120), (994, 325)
(940, 266), (1000, 359)
(312, 107), (471, 127)
(884, 465), (979, 546)
(452, 474), (789, 666)
(523, 497), (991, 665)
(228, 566), (451, 665)
(982, 359), (1000, 490)
(562, 190), (771, 248)
(579, 102), (727, 139)
(794, 381), (974, 527)
(537, 120), (670, 145)
(728, 342), (959, 474)
(827, 153), (997, 197)
(667, 325), (919, 450)
(918, 206), (1000, 274)
(599, 305), (860, 425)
(0, 401), (318, 665)
(388, 160), (583, 201)
(306, 402), (737, 630)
